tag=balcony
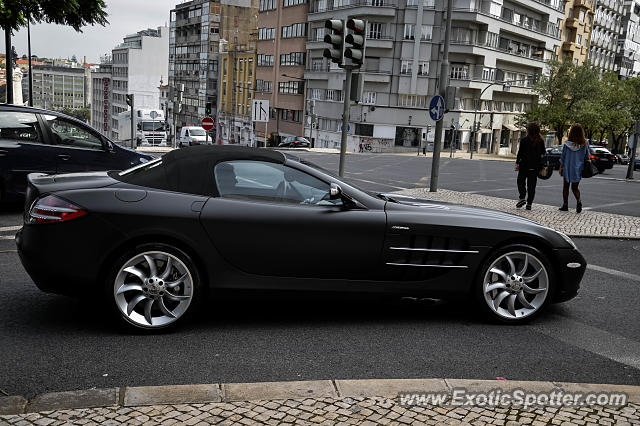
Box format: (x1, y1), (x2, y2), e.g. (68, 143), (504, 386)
(562, 41), (579, 53)
(449, 39), (546, 65)
(309, 0), (397, 17)
(574, 0), (594, 8)
(452, 7), (561, 40)
(566, 17), (582, 29)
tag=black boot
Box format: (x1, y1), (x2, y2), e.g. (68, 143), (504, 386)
(576, 200), (582, 214)
(559, 203), (568, 211)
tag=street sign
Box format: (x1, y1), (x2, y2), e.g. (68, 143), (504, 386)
(252, 99), (269, 122)
(201, 116), (215, 131)
(429, 95), (445, 122)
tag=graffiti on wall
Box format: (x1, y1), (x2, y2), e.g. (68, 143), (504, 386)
(359, 137), (394, 153)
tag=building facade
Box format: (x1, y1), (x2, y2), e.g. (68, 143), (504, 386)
(304, 0), (564, 154)
(29, 65), (89, 111)
(90, 60), (113, 138)
(255, 0), (308, 145)
(589, 0), (626, 72)
(558, 0), (595, 64)
(615, 0), (640, 77)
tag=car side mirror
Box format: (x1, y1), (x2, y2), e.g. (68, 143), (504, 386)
(329, 183), (342, 199)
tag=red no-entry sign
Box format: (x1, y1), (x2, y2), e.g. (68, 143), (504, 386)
(201, 117), (215, 131)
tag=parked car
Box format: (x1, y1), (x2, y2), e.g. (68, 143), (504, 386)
(589, 146), (615, 173)
(635, 157), (640, 171)
(0, 105), (154, 202)
(179, 126), (208, 147)
(614, 154), (629, 165)
(278, 136), (311, 148)
(543, 146), (562, 169)
(17, 145), (586, 331)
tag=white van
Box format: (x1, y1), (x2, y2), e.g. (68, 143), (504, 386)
(179, 126), (209, 146)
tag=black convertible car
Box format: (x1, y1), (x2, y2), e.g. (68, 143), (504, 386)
(16, 146), (586, 331)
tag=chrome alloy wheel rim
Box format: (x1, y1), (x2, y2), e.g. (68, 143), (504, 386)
(483, 251), (549, 320)
(114, 251), (193, 328)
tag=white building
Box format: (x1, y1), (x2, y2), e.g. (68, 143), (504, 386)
(29, 65), (89, 111)
(91, 26), (169, 141)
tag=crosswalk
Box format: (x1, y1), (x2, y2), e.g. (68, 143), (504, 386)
(0, 225), (20, 240)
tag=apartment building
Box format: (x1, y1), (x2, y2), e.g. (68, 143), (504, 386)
(30, 65), (89, 111)
(615, 0), (640, 77)
(255, 0), (309, 145)
(90, 59), (113, 137)
(91, 27), (169, 141)
(558, 0), (595, 64)
(589, 0), (626, 71)
(305, 0), (564, 154)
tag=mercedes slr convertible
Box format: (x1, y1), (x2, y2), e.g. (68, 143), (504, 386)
(16, 146), (586, 331)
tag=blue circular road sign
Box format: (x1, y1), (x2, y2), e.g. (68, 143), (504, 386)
(429, 95), (445, 122)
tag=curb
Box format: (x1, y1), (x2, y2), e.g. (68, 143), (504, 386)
(2, 379), (639, 415)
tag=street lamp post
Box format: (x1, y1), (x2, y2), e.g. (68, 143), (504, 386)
(471, 82), (511, 160)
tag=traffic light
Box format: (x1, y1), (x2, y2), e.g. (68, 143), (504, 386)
(345, 19), (366, 67)
(126, 94), (134, 108)
(323, 19), (345, 66)
(205, 102), (212, 116)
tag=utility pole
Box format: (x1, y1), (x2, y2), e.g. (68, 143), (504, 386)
(126, 94), (135, 149)
(339, 65), (353, 176)
(27, 21), (33, 106)
(5, 29), (13, 104)
(430, 0), (453, 192)
(626, 120), (640, 179)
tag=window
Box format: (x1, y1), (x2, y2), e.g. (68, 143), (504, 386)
(284, 0), (307, 6)
(362, 91), (377, 104)
(418, 61), (429, 75)
(281, 23), (307, 38)
(450, 64), (469, 79)
(401, 60), (412, 74)
(577, 34), (583, 45)
(258, 28), (275, 40)
(312, 27), (327, 41)
(368, 23), (383, 39)
(260, 0), (276, 11)
(257, 54), (274, 66)
(398, 94), (427, 107)
(280, 52), (306, 66)
(312, 58), (324, 71)
(421, 25), (433, 40)
(280, 109), (303, 122)
(279, 81), (304, 94)
(310, 88), (323, 99)
(0, 112), (42, 143)
(404, 24), (415, 40)
(579, 9), (586, 21)
(355, 123), (374, 136)
(214, 161), (342, 206)
(44, 115), (103, 150)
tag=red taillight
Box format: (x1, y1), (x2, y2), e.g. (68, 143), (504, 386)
(589, 155), (596, 159)
(28, 195), (87, 224)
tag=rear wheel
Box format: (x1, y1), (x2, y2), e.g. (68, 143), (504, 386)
(597, 167), (605, 173)
(476, 245), (553, 323)
(106, 243), (201, 331)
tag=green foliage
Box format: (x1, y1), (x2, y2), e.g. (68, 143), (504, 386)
(524, 60), (638, 151)
(0, 0), (108, 32)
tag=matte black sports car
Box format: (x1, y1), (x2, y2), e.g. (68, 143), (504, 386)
(16, 146), (586, 331)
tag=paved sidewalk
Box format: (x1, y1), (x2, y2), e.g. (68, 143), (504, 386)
(398, 188), (640, 239)
(1, 379), (639, 426)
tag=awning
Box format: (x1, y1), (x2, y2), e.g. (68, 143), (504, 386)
(502, 124), (521, 131)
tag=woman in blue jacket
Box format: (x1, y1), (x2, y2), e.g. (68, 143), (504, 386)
(559, 123), (590, 213)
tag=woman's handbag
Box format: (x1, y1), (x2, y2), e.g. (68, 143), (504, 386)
(538, 158), (553, 180)
(581, 161), (598, 178)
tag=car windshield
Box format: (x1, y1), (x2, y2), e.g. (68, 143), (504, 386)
(189, 128), (206, 136)
(118, 158), (163, 176)
(142, 122), (165, 131)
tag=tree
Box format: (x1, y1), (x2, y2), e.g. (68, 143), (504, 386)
(0, 0), (108, 103)
(524, 60), (601, 144)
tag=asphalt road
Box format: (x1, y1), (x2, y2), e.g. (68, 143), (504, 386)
(289, 152), (640, 217)
(1, 231), (639, 398)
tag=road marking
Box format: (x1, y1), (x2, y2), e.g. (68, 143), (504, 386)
(0, 225), (21, 233)
(0, 235), (15, 240)
(587, 264), (640, 282)
(464, 184), (559, 194)
(343, 175), (407, 190)
(533, 314), (640, 371)
(583, 199), (640, 211)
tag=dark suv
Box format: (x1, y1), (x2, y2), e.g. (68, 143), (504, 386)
(0, 105), (154, 202)
(589, 146), (615, 173)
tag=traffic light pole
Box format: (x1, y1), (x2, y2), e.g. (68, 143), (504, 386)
(129, 94), (135, 149)
(430, 0), (453, 192)
(339, 66), (353, 177)
(626, 121), (640, 179)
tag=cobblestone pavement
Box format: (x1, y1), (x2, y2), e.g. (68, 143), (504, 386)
(2, 396), (639, 426)
(398, 188), (640, 239)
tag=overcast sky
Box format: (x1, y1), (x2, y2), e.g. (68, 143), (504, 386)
(2, 0), (180, 63)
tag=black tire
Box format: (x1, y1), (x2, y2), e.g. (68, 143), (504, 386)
(475, 244), (555, 324)
(105, 243), (202, 332)
(597, 167), (605, 173)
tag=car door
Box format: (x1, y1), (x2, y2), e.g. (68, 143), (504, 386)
(199, 160), (387, 280)
(41, 113), (113, 174)
(0, 110), (56, 197)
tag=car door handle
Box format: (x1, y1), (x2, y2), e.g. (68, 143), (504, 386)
(58, 154), (71, 161)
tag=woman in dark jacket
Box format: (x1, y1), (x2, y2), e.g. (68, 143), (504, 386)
(515, 122), (546, 210)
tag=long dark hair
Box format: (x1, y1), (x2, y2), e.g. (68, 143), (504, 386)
(568, 123), (586, 147)
(526, 122), (544, 146)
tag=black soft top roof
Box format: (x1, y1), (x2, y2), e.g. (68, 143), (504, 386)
(118, 145), (287, 196)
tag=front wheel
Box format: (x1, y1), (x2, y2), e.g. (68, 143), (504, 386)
(476, 245), (553, 323)
(106, 244), (201, 331)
